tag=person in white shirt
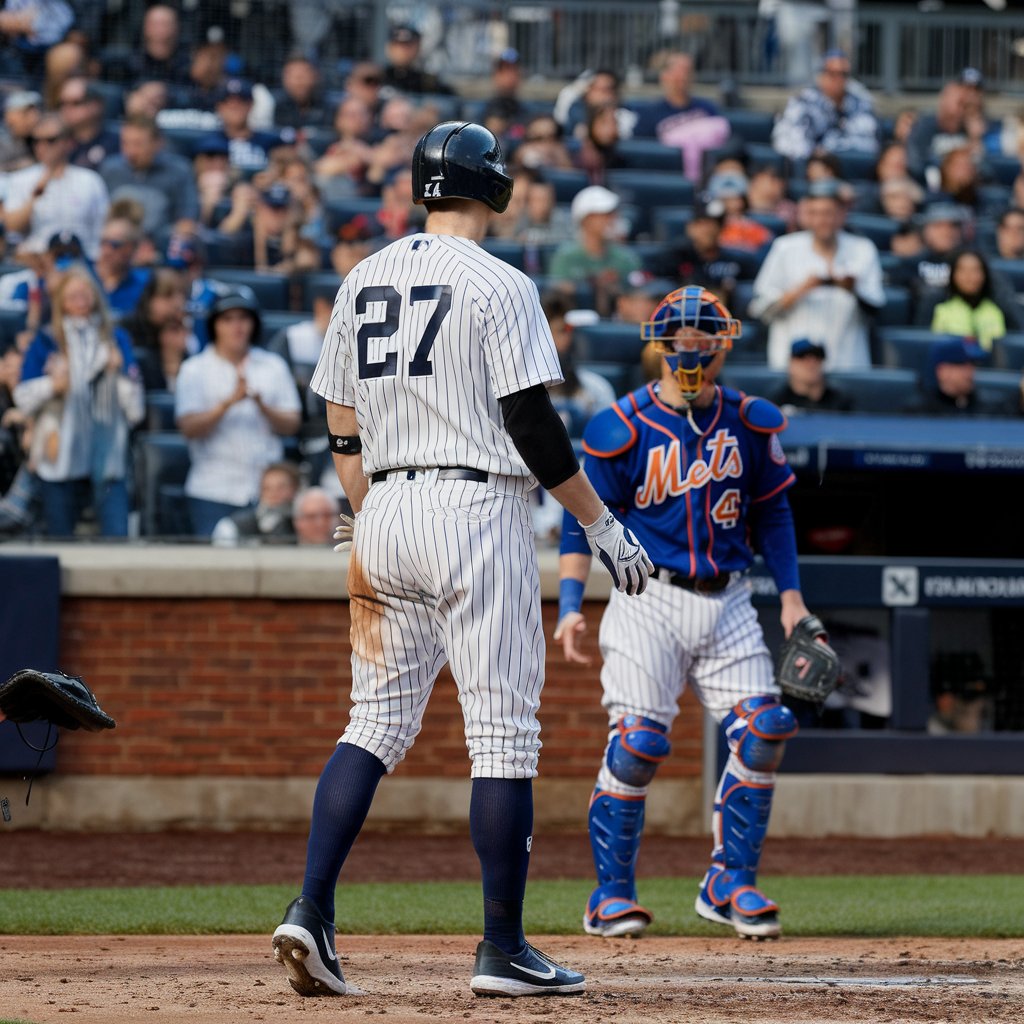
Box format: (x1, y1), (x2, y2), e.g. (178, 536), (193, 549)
(175, 290), (301, 536)
(750, 179), (885, 371)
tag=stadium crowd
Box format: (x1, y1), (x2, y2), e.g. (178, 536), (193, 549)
(1, 1), (1023, 542)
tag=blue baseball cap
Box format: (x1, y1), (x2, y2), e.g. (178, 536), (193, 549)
(791, 338), (827, 359)
(932, 338), (986, 366)
(260, 182), (292, 209)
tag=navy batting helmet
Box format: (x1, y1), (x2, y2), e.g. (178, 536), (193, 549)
(412, 121), (513, 213)
(207, 287), (262, 345)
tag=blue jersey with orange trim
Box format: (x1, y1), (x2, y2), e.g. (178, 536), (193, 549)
(561, 383), (796, 579)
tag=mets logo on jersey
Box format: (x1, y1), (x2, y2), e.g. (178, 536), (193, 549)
(635, 428), (743, 509)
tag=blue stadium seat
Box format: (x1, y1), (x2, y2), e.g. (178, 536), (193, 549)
(605, 170), (694, 237)
(616, 138), (684, 172)
(161, 127), (209, 160)
(876, 285), (913, 327)
(261, 311), (307, 339)
(731, 279), (758, 320)
(993, 331), (1024, 371)
(300, 271), (342, 309)
(834, 151), (878, 183)
(986, 153), (1023, 187)
(744, 143), (787, 174)
(719, 365), (786, 396)
(878, 328), (979, 373)
(975, 369), (1023, 410)
(723, 108), (776, 145)
(540, 167), (589, 204)
(481, 238), (526, 271)
(653, 206), (692, 243)
(989, 258), (1024, 293)
(0, 307), (27, 348)
(730, 319), (767, 363)
(144, 391), (177, 431)
(133, 432), (192, 537)
(207, 269), (292, 311)
(845, 212), (901, 251)
(573, 321), (645, 363)
(830, 368), (919, 413)
(324, 198), (383, 236)
(747, 210), (787, 237)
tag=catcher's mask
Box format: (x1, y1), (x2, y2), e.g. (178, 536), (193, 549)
(640, 286), (741, 401)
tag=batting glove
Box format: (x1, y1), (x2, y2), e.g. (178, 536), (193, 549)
(332, 513), (355, 553)
(582, 506), (653, 596)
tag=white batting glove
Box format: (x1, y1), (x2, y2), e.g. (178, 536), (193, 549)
(582, 506), (654, 596)
(332, 513), (355, 553)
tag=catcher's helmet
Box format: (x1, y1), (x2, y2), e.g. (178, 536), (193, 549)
(412, 121), (513, 213)
(640, 285), (741, 399)
(207, 287), (262, 345)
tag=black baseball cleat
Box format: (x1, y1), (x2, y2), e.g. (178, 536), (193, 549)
(470, 939), (586, 997)
(272, 896), (347, 996)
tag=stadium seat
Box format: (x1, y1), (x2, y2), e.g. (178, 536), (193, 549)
(481, 238), (526, 271)
(144, 391), (177, 432)
(719, 365), (786, 396)
(324, 198), (383, 236)
(161, 127), (210, 160)
(878, 328), (978, 374)
(206, 269), (292, 311)
(986, 153), (1023, 187)
(616, 138), (684, 172)
(653, 206), (692, 243)
(834, 151), (878, 183)
(730, 319), (767, 363)
(989, 258), (1024, 293)
(723, 108), (776, 145)
(979, 184), (1012, 217)
(876, 285), (913, 328)
(744, 143), (787, 175)
(830, 368), (919, 413)
(260, 311), (307, 339)
(0, 307), (27, 348)
(299, 271), (341, 309)
(605, 170), (694, 237)
(133, 432), (192, 537)
(975, 368), (1023, 410)
(993, 331), (1024, 370)
(541, 167), (589, 204)
(747, 210), (787, 237)
(731, 279), (757, 320)
(845, 212), (901, 251)
(573, 321), (645, 363)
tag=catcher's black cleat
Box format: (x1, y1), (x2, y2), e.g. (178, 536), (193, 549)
(272, 896), (346, 996)
(470, 940), (586, 997)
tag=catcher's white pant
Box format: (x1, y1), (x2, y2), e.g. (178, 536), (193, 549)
(341, 470), (543, 778)
(598, 575), (777, 727)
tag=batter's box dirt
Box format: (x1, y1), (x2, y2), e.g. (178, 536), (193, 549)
(2, 935), (1022, 1024)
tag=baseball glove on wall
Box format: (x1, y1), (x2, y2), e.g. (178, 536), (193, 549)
(777, 616), (841, 703)
(0, 669), (117, 731)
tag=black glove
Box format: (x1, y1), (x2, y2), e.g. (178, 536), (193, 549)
(0, 669), (116, 731)
(776, 616), (841, 704)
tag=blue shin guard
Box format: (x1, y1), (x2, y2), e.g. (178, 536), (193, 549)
(585, 716), (670, 938)
(696, 696), (797, 940)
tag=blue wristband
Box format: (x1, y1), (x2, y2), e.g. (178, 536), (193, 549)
(558, 578), (586, 621)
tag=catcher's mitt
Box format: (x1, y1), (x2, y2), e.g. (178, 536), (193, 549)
(776, 615), (841, 703)
(0, 669), (116, 731)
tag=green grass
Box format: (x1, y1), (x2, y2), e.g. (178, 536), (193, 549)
(3, 876), (1024, 938)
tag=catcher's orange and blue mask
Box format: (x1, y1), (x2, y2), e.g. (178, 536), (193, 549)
(640, 286), (741, 400)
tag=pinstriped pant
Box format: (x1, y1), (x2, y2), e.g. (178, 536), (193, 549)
(341, 471), (544, 779)
(598, 576), (777, 728)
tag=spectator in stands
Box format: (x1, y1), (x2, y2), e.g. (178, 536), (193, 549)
(120, 266), (196, 391)
(995, 207), (1024, 261)
(99, 114), (198, 238)
(933, 145), (983, 216)
(381, 22), (454, 96)
(60, 77), (118, 173)
(903, 337), (1010, 416)
(174, 290), (301, 537)
(213, 78), (283, 174)
(13, 265), (143, 537)
(929, 249), (1017, 352)
(874, 141), (910, 185)
(803, 148), (856, 206)
(548, 185), (642, 317)
(543, 290), (616, 422)
(0, 0), (74, 81)
(654, 196), (759, 309)
(574, 103), (627, 186)
(361, 96), (421, 192)
(273, 51), (330, 131)
(0, 89), (40, 172)
(612, 275), (663, 326)
(751, 178), (885, 370)
(273, 280), (334, 383)
(630, 51), (728, 181)
(746, 161), (797, 231)
(123, 79), (168, 121)
(375, 166), (418, 242)
(510, 113), (575, 172)
(481, 48), (530, 145)
(0, 337), (27, 493)
(292, 485), (339, 546)
(904, 202), (966, 311)
(706, 170), (774, 254)
(313, 96), (375, 201)
(906, 71), (988, 188)
(41, 34), (86, 109)
(4, 113), (109, 259)
(504, 173), (573, 248)
(279, 156), (325, 246)
(342, 61), (385, 127)
(164, 229), (228, 351)
(218, 180), (301, 273)
(183, 38), (229, 113)
(94, 215), (150, 318)
(769, 338), (854, 413)
(191, 134), (233, 227)
(328, 211), (384, 278)
(556, 67), (636, 141)
(878, 176), (924, 224)
(211, 460), (299, 546)
(771, 48), (879, 163)
(126, 3), (190, 89)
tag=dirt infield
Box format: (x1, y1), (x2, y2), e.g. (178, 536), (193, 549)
(2, 833), (1024, 1023)
(3, 934), (1023, 1024)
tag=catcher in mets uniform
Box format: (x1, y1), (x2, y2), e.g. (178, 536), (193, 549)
(556, 285), (838, 941)
(270, 121), (652, 1000)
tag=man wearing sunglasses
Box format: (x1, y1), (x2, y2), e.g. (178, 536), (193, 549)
(3, 113), (110, 259)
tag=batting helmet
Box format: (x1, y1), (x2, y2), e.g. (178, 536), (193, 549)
(640, 286), (741, 399)
(207, 287), (262, 345)
(412, 121), (513, 213)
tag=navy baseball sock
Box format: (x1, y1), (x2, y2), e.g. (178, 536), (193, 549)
(470, 777), (533, 955)
(300, 741), (387, 924)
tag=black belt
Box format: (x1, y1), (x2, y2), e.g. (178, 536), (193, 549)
(370, 466), (488, 484)
(653, 567), (731, 594)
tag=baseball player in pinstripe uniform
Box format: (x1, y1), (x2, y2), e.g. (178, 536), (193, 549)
(556, 285), (816, 941)
(271, 122), (652, 999)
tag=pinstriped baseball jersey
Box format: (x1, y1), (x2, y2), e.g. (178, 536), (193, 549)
(310, 233), (562, 478)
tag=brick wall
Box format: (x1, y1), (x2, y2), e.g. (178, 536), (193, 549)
(55, 597), (703, 780)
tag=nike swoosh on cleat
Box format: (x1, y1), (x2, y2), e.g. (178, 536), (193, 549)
(510, 962), (556, 980)
(321, 928), (338, 962)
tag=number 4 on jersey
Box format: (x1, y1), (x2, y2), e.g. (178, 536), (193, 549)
(711, 488), (741, 528)
(356, 284), (453, 379)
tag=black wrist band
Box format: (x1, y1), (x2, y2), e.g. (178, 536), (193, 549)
(328, 432), (362, 455)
